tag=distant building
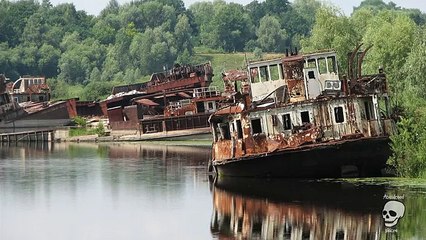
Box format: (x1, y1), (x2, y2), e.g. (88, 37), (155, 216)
(11, 76), (50, 103)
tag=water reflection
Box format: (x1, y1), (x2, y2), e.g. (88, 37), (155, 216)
(1, 142), (425, 239)
(0, 142), (213, 240)
(211, 178), (385, 239)
(210, 178), (426, 240)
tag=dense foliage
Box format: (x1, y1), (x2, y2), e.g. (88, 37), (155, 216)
(0, 0), (324, 100)
(0, 0), (426, 175)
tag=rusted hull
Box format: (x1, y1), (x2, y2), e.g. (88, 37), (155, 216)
(0, 100), (76, 131)
(213, 137), (391, 178)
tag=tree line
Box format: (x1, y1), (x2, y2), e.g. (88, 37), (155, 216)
(0, 0), (424, 98)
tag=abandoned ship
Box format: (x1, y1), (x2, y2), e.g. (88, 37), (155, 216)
(105, 62), (227, 140)
(209, 45), (396, 178)
(0, 75), (77, 132)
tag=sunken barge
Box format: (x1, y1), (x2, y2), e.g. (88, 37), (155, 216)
(209, 45), (395, 178)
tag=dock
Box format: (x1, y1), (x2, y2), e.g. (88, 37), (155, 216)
(0, 129), (54, 142)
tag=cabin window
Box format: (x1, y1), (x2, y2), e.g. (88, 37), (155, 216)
(334, 106), (345, 123)
(364, 101), (372, 120)
(207, 102), (214, 110)
(269, 64), (280, 80)
(282, 113), (292, 130)
(318, 57), (327, 74)
(251, 118), (263, 134)
(218, 123), (231, 140)
(306, 59), (316, 68)
(27, 96), (31, 101)
(271, 115), (278, 126)
(327, 56), (337, 73)
(39, 96), (44, 101)
(279, 63), (285, 79)
(250, 67), (260, 83)
(300, 111), (310, 124)
(259, 66), (269, 81)
(235, 120), (243, 139)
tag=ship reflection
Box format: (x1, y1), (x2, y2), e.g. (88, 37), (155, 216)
(211, 178), (385, 240)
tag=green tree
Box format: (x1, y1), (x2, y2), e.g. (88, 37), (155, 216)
(256, 15), (287, 52)
(58, 35), (106, 84)
(174, 14), (193, 55)
(301, 7), (358, 71)
(201, 2), (252, 52)
(362, 11), (416, 83)
(0, 0), (39, 46)
(37, 43), (60, 77)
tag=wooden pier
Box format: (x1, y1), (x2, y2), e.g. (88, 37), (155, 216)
(0, 129), (54, 142)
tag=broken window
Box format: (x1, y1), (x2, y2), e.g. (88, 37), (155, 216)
(301, 111), (310, 124)
(207, 102), (214, 110)
(306, 59), (316, 68)
(272, 115), (278, 126)
(235, 120), (243, 139)
(251, 118), (263, 134)
(334, 106), (345, 123)
(250, 67), (260, 83)
(279, 64), (285, 79)
(269, 64), (280, 80)
(318, 58), (327, 74)
(364, 101), (372, 120)
(327, 56), (337, 73)
(259, 66), (269, 81)
(219, 123), (231, 140)
(282, 113), (292, 130)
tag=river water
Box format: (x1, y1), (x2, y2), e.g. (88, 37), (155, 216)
(0, 142), (425, 240)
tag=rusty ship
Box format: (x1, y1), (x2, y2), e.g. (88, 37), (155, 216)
(209, 45), (395, 178)
(105, 62), (227, 140)
(0, 75), (77, 132)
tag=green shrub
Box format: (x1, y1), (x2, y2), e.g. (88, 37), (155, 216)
(73, 116), (87, 128)
(95, 122), (106, 137)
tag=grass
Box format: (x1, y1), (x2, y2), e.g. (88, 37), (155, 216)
(69, 128), (98, 137)
(191, 49), (282, 90)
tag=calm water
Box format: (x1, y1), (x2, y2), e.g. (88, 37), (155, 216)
(0, 142), (425, 240)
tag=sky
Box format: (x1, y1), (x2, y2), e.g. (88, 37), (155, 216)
(48, 0), (426, 16)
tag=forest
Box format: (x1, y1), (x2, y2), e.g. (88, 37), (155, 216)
(0, 0), (426, 177)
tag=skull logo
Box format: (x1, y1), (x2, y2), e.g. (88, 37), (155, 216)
(382, 201), (405, 227)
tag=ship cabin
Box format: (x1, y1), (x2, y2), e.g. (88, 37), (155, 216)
(11, 76), (50, 103)
(210, 49), (395, 162)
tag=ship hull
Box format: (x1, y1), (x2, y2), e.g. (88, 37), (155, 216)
(0, 100), (76, 132)
(213, 136), (392, 178)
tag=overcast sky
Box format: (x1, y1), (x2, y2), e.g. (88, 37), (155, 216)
(48, 0), (426, 16)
